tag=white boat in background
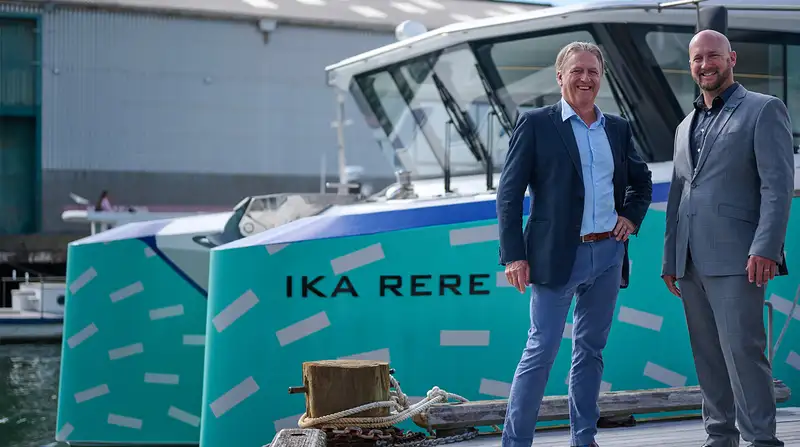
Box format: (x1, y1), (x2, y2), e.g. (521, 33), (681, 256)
(0, 275), (65, 344)
(61, 192), (230, 234)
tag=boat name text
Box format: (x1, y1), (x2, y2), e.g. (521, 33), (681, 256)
(285, 274), (492, 298)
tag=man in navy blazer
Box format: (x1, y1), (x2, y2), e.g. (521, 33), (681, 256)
(496, 42), (652, 447)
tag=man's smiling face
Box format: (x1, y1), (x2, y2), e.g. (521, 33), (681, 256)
(689, 30), (737, 92)
(557, 50), (602, 110)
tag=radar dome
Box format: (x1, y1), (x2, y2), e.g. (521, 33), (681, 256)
(395, 20), (428, 41)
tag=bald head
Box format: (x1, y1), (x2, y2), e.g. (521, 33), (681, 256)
(688, 29), (736, 94)
(690, 29), (732, 54)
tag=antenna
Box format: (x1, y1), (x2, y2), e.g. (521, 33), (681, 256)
(395, 20), (428, 41)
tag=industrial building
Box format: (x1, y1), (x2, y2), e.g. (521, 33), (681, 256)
(0, 0), (546, 265)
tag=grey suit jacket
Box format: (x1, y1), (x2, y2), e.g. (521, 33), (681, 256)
(662, 85), (795, 278)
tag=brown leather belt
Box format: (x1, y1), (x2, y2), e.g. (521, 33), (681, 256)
(580, 231), (613, 243)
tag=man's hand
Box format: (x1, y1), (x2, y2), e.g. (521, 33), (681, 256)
(613, 216), (636, 241)
(746, 255), (777, 287)
(505, 260), (530, 293)
(662, 274), (681, 298)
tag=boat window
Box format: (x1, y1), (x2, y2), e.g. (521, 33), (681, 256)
(355, 70), (444, 178)
(645, 31), (698, 113)
(394, 50), (491, 176)
(646, 30), (799, 149)
(484, 30), (623, 121)
(788, 45), (800, 152)
(351, 28), (648, 180)
(353, 48), (505, 180)
(474, 29), (626, 163)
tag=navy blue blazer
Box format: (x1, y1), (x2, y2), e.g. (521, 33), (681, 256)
(496, 101), (653, 288)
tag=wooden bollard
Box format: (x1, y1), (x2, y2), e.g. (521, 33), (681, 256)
(300, 359), (391, 419)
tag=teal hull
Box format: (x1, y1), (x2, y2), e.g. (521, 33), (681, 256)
(55, 227), (211, 444)
(55, 197), (800, 447)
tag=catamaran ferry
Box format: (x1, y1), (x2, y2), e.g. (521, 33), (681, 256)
(54, 1), (800, 446)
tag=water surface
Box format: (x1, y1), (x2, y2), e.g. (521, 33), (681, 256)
(0, 344), (60, 447)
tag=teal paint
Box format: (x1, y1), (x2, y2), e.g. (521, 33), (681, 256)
(34, 13), (43, 232)
(0, 105), (35, 116)
(56, 237), (209, 444)
(0, 15), (41, 233)
(0, 18), (37, 110)
(0, 10), (40, 20)
(53, 198), (800, 446)
(0, 116), (37, 233)
(196, 202), (800, 447)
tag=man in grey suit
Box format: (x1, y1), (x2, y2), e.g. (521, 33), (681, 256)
(662, 30), (794, 447)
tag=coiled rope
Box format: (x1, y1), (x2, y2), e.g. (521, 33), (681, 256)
(297, 376), (471, 430)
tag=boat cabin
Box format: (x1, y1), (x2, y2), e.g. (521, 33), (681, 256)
(325, 0), (800, 197)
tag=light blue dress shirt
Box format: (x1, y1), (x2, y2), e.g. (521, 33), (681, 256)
(560, 97), (618, 236)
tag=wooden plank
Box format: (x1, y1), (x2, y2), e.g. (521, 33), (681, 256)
(265, 429), (327, 447)
(456, 407), (800, 447)
(413, 379), (791, 430)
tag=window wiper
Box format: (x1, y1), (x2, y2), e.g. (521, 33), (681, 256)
(474, 62), (514, 135)
(429, 71), (490, 168)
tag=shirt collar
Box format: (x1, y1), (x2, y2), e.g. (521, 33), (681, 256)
(693, 82), (740, 111)
(560, 96), (605, 126)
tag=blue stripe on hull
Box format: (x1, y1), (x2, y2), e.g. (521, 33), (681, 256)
(139, 235), (209, 297)
(225, 181), (672, 248)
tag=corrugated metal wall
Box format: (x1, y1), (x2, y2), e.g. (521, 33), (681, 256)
(1, 4), (400, 232)
(0, 3), (40, 15)
(38, 8), (396, 176)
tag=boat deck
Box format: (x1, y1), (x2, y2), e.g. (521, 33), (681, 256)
(460, 407), (800, 446)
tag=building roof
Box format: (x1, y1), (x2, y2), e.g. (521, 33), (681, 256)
(6, 0), (549, 30)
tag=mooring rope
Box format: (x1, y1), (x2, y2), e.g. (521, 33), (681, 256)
(297, 376), (468, 429)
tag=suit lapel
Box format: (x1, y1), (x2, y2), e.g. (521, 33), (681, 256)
(678, 118), (693, 171)
(603, 119), (624, 167)
(693, 87), (746, 178)
(549, 105), (583, 182)
(602, 119), (625, 191)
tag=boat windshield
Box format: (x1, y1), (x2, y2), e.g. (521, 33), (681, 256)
(349, 29), (630, 180)
(352, 46), (495, 179)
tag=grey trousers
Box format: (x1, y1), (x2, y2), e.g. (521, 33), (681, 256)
(680, 259), (783, 447)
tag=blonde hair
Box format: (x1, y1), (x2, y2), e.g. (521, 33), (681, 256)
(555, 41), (605, 73)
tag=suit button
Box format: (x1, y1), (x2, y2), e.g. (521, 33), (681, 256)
(691, 183), (697, 188)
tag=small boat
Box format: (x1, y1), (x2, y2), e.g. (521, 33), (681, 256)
(61, 192), (231, 235)
(0, 275), (66, 344)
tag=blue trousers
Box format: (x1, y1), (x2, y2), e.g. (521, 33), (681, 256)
(501, 237), (624, 447)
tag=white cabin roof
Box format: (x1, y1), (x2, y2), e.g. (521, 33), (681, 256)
(325, 0), (800, 90)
